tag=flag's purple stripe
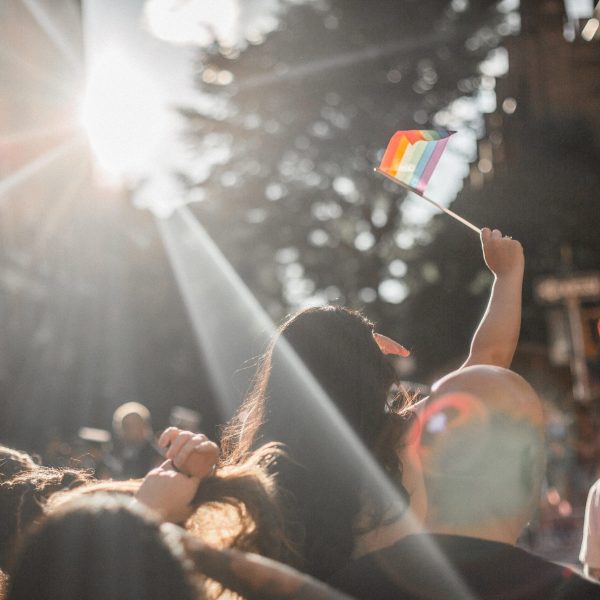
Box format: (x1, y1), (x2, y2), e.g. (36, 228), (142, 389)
(415, 137), (450, 192)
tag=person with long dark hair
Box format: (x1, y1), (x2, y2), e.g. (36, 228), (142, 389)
(216, 227), (524, 579)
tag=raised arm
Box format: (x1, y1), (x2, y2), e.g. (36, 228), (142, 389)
(461, 227), (524, 369)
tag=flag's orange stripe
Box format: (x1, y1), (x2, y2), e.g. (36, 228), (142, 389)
(389, 135), (410, 175)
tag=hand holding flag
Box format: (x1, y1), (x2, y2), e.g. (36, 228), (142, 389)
(375, 129), (481, 234)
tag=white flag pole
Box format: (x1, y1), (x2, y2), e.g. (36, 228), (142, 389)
(375, 168), (481, 235)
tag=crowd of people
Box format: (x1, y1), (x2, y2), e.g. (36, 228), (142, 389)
(2, 228), (600, 599)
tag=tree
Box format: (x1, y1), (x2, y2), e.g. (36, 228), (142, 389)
(179, 0), (507, 346)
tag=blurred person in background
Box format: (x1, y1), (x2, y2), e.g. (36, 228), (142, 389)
(69, 427), (115, 479)
(110, 401), (162, 478)
(580, 478), (600, 580)
(571, 404), (600, 506)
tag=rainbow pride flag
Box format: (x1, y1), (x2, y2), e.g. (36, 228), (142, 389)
(378, 129), (454, 193)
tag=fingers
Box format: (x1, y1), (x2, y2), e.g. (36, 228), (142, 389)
(480, 225), (524, 277)
(172, 436), (218, 472)
(159, 428), (219, 477)
(159, 427), (182, 448)
(482, 227), (517, 242)
(173, 438), (201, 469)
(166, 431), (195, 461)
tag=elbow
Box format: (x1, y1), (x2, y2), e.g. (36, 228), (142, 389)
(463, 345), (517, 370)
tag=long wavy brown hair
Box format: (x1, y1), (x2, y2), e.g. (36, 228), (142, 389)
(44, 451), (288, 563)
(1, 455), (287, 595)
(220, 306), (415, 578)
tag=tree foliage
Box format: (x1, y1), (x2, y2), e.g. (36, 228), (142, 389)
(180, 0), (520, 380)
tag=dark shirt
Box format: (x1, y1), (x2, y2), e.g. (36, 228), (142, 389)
(329, 534), (600, 600)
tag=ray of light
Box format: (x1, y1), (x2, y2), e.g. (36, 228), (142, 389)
(20, 0), (82, 71)
(2, 171), (88, 436)
(27, 168), (88, 263)
(0, 137), (82, 203)
(0, 122), (78, 147)
(0, 46), (77, 98)
(237, 30), (452, 90)
(156, 205), (476, 599)
(155, 205), (273, 418)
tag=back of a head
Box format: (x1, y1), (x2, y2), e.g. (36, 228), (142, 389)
(268, 306), (399, 453)
(223, 306), (411, 578)
(419, 366), (546, 538)
(0, 465), (92, 574)
(8, 494), (197, 600)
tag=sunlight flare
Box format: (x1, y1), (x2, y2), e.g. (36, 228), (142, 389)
(80, 47), (168, 178)
(21, 0), (82, 69)
(0, 138), (80, 202)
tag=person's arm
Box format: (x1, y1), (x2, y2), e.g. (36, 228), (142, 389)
(184, 536), (355, 600)
(461, 227), (524, 369)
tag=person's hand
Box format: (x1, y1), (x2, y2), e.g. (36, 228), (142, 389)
(158, 427), (219, 478)
(481, 227), (524, 278)
(135, 460), (201, 523)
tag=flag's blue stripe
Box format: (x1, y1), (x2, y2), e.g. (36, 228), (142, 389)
(410, 141), (437, 187)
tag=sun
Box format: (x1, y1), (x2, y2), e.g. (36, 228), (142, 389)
(80, 46), (168, 179)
